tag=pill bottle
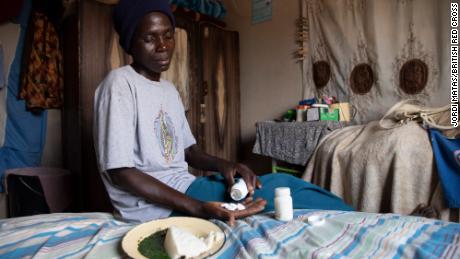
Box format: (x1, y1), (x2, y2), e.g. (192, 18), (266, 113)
(296, 106), (304, 122)
(274, 187), (293, 221)
(230, 178), (248, 201)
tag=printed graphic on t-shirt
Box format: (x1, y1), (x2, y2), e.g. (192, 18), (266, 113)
(154, 109), (178, 162)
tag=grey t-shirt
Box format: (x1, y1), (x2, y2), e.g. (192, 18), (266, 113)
(94, 65), (196, 222)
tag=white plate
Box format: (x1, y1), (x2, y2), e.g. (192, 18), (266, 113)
(122, 217), (225, 259)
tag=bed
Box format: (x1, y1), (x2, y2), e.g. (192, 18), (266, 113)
(302, 100), (460, 222)
(1, 210), (459, 258)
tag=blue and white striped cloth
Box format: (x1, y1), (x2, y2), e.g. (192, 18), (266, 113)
(0, 210), (459, 258)
(214, 210), (460, 258)
(0, 213), (135, 258)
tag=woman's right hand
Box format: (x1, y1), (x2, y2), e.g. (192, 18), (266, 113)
(199, 197), (267, 226)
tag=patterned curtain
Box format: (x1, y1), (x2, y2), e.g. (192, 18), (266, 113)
(300, 0), (451, 124)
(161, 28), (189, 111)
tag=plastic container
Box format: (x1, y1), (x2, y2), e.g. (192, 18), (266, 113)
(319, 108), (339, 121)
(283, 109), (296, 122)
(296, 106), (305, 122)
(230, 178), (249, 201)
(274, 187), (293, 221)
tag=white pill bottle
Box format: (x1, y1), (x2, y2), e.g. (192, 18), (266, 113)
(274, 187), (293, 221)
(230, 178), (249, 201)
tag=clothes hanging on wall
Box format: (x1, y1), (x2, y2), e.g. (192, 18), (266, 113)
(18, 11), (63, 111)
(0, 26), (22, 149)
(0, 0), (48, 193)
(170, 0), (226, 19)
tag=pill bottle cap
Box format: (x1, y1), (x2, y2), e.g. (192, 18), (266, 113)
(312, 104), (329, 108)
(275, 187), (291, 197)
(231, 189), (243, 200)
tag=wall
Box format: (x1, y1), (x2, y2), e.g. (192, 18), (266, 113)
(0, 22), (62, 218)
(223, 0), (302, 172)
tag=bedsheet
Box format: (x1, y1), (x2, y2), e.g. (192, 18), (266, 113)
(0, 210), (459, 258)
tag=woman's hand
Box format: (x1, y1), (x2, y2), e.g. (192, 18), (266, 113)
(219, 161), (262, 197)
(184, 145), (262, 196)
(200, 197), (267, 226)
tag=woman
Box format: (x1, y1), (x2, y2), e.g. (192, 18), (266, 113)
(93, 0), (353, 224)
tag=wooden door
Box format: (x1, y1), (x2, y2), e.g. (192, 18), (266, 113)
(62, 0), (114, 212)
(200, 24), (240, 162)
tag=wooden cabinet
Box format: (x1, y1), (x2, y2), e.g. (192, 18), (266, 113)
(62, 0), (114, 212)
(62, 0), (240, 212)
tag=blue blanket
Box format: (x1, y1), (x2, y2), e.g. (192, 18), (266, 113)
(185, 173), (354, 213)
(429, 129), (460, 208)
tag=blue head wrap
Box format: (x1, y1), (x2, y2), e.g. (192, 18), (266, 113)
(113, 0), (176, 54)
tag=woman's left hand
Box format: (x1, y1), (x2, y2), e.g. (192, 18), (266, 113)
(202, 197), (267, 226)
(219, 161), (262, 197)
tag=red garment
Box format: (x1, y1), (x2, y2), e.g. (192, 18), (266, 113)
(19, 11), (63, 110)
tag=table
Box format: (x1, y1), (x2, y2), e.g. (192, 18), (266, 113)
(252, 121), (348, 172)
(5, 167), (73, 216)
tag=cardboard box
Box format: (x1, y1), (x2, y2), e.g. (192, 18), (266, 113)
(330, 103), (351, 121)
(320, 108), (339, 121)
(306, 108), (320, 121)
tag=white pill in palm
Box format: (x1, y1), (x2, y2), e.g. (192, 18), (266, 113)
(229, 204), (238, 210)
(221, 203), (246, 211)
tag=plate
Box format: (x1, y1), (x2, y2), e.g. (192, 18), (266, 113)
(122, 217), (225, 259)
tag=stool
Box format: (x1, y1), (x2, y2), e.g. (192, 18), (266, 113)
(4, 167), (73, 217)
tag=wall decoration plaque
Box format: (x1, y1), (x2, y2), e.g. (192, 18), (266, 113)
(399, 59), (428, 95)
(313, 60), (330, 89)
(350, 63), (374, 95)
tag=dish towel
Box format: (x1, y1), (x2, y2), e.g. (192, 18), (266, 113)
(429, 129), (460, 208)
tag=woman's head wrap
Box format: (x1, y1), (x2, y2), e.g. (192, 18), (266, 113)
(113, 0), (175, 53)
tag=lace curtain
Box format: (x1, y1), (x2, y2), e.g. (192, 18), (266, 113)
(300, 0), (452, 124)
